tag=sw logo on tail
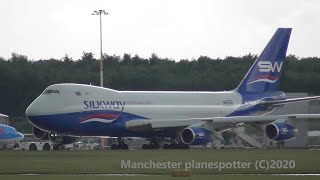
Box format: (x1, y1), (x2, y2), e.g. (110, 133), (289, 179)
(258, 61), (283, 73)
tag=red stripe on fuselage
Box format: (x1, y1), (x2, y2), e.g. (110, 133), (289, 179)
(80, 114), (119, 122)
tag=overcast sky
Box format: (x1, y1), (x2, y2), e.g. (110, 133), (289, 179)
(0, 0), (319, 61)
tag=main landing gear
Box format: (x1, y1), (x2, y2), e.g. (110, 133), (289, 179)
(162, 137), (189, 149)
(141, 138), (190, 150)
(142, 138), (161, 149)
(163, 143), (189, 149)
(110, 137), (190, 150)
(277, 141), (285, 149)
(111, 137), (129, 150)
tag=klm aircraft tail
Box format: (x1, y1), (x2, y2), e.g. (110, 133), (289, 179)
(236, 28), (292, 94)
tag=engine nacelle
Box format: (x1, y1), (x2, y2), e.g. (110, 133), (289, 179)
(181, 127), (213, 145)
(32, 126), (47, 139)
(265, 123), (297, 141)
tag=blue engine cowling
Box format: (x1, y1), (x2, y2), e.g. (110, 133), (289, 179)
(181, 127), (213, 145)
(265, 123), (297, 141)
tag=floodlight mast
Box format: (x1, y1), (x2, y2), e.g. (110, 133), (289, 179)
(92, 10), (108, 87)
(92, 10), (108, 149)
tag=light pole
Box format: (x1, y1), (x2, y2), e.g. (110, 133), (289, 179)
(92, 10), (108, 150)
(92, 10), (108, 87)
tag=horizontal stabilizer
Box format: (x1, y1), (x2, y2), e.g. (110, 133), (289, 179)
(260, 96), (320, 106)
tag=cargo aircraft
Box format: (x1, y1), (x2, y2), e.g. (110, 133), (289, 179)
(26, 28), (320, 149)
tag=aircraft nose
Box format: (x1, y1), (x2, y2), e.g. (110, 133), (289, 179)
(26, 101), (38, 117)
(25, 95), (60, 132)
(18, 132), (24, 141)
(25, 98), (44, 127)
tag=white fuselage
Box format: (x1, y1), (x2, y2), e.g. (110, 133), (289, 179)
(26, 84), (280, 137)
(27, 84), (243, 120)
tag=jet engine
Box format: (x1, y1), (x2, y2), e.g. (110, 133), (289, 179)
(32, 126), (48, 140)
(181, 127), (213, 145)
(265, 123), (297, 141)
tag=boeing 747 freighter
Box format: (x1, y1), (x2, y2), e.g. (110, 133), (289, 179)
(26, 28), (320, 149)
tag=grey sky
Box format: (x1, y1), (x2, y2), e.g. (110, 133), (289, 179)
(0, 0), (319, 60)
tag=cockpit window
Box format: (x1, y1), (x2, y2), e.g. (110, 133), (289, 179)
(43, 89), (60, 95)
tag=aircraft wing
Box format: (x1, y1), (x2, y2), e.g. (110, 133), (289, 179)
(260, 96), (320, 106)
(125, 114), (320, 132)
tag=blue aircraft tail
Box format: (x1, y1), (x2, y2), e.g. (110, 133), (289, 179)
(236, 28), (292, 94)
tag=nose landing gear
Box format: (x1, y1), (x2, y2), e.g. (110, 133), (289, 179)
(52, 144), (64, 150)
(111, 137), (129, 150)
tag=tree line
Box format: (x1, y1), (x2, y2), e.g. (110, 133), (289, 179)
(1, 52), (320, 117)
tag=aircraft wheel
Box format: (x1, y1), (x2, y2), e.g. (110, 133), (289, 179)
(163, 144), (169, 149)
(111, 144), (118, 150)
(122, 144), (129, 150)
(29, 143), (37, 151)
(163, 143), (189, 149)
(154, 145), (159, 149)
(43, 143), (51, 150)
(53, 144), (64, 150)
(183, 144), (190, 149)
(53, 144), (58, 150)
(152, 143), (160, 149)
(142, 143), (160, 150)
(142, 144), (148, 149)
(58, 144), (64, 150)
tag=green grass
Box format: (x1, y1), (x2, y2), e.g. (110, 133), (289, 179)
(0, 149), (320, 175)
(1, 175), (320, 180)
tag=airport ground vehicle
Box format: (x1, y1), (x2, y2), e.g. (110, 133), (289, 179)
(13, 134), (52, 151)
(17, 141), (52, 151)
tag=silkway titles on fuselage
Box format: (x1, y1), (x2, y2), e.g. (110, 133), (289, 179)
(84, 101), (125, 111)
